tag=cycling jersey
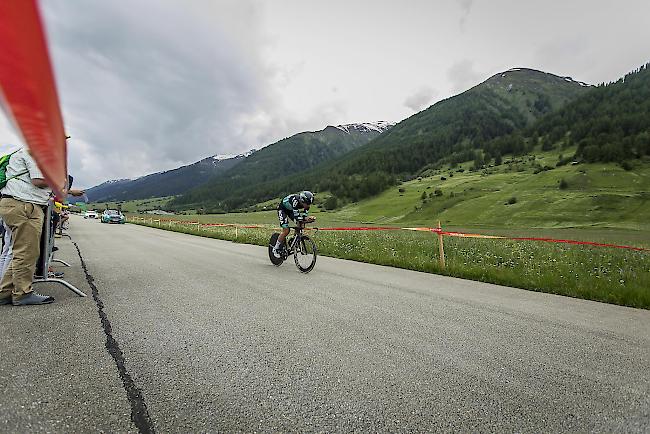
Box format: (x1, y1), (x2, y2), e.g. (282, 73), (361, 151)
(277, 194), (309, 228)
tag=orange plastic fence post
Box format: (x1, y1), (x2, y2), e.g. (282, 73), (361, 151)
(438, 220), (446, 269)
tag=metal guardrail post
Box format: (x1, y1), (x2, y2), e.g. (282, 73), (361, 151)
(33, 201), (86, 297)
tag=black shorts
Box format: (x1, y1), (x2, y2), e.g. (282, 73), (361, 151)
(277, 205), (294, 228)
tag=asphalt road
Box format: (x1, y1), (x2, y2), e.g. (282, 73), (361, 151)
(1, 215), (649, 432)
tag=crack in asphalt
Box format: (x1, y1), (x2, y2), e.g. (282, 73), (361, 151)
(71, 239), (155, 434)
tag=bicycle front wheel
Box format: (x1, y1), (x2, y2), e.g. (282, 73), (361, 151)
(294, 235), (317, 273)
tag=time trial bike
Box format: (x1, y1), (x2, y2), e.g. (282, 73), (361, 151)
(268, 223), (317, 273)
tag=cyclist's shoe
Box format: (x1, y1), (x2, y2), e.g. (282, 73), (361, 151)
(272, 248), (282, 259)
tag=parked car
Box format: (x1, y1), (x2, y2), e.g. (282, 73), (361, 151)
(101, 209), (126, 224)
(84, 210), (98, 219)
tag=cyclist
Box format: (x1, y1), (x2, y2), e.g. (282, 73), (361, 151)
(272, 191), (316, 258)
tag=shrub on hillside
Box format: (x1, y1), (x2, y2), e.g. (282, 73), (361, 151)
(559, 179), (569, 190)
(323, 195), (338, 210)
(556, 154), (574, 167)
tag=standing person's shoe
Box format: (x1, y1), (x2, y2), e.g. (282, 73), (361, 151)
(0, 295), (11, 305)
(12, 292), (55, 306)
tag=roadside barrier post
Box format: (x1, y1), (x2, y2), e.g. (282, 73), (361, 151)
(33, 201), (86, 297)
(438, 221), (446, 269)
(235, 226), (238, 239)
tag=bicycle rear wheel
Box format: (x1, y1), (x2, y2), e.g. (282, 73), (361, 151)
(294, 235), (317, 273)
(268, 233), (284, 266)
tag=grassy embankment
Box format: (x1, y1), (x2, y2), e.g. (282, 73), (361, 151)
(90, 196), (173, 213)
(120, 153), (650, 308)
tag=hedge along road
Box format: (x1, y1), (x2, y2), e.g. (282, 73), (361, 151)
(3, 215), (648, 433)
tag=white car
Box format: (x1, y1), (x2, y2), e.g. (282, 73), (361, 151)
(84, 210), (98, 219)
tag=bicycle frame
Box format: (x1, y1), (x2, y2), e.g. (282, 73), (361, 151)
(282, 224), (317, 258)
(283, 226), (303, 258)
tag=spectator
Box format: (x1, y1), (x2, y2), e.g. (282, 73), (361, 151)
(0, 144), (20, 280)
(0, 147), (58, 306)
(57, 203), (70, 236)
(55, 175), (84, 236)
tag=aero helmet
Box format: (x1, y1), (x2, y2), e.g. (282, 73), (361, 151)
(299, 191), (314, 205)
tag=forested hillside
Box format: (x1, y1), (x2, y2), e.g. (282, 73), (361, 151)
(528, 63), (650, 162)
(172, 69), (591, 211)
(332, 69), (589, 175)
(87, 153), (248, 202)
(171, 122), (392, 210)
(166, 64), (649, 213)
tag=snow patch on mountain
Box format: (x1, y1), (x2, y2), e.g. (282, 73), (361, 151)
(95, 178), (131, 186)
(562, 76), (592, 87)
(497, 68), (593, 87)
(335, 121), (395, 134)
(212, 149), (256, 161)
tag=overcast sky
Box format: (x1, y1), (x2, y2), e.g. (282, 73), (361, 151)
(1, 0), (649, 188)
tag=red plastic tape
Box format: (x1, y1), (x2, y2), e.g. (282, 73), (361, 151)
(318, 227), (402, 231)
(0, 0), (67, 196)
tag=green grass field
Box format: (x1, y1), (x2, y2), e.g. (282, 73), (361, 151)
(113, 151), (650, 308)
(122, 151), (650, 249)
(337, 153), (650, 231)
(106, 149), (650, 232)
(91, 197), (173, 213)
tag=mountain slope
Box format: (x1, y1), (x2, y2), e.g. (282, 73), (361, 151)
(86, 152), (251, 202)
(171, 122), (393, 210)
(327, 69), (591, 178)
(327, 64), (650, 229)
(170, 68), (591, 211)
(525, 63), (650, 162)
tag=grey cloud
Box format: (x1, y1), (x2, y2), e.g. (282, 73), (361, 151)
(42, 0), (282, 187)
(533, 38), (592, 81)
(404, 87), (438, 112)
(459, 0), (475, 28)
(447, 59), (482, 92)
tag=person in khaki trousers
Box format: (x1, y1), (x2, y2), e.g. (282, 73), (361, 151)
(0, 148), (54, 306)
